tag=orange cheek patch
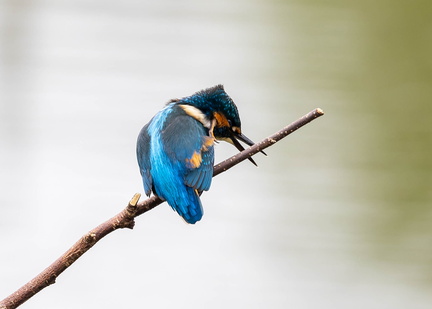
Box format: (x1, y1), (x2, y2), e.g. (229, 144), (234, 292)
(186, 151), (202, 168)
(213, 112), (230, 128)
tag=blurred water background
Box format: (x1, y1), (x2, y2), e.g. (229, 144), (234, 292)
(1, 0), (431, 308)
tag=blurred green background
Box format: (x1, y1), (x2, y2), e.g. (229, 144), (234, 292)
(1, 0), (431, 308)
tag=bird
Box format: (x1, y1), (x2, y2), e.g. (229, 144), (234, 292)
(136, 85), (262, 224)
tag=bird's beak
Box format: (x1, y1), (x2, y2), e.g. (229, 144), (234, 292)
(230, 132), (266, 166)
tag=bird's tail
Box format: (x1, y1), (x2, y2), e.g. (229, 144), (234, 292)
(178, 187), (203, 224)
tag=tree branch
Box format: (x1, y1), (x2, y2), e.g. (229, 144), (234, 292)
(0, 108), (324, 309)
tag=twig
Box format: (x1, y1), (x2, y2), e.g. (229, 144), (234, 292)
(0, 108), (324, 309)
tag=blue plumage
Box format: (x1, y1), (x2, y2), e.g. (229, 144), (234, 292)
(137, 85), (260, 224)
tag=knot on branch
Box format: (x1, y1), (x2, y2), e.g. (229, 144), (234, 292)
(43, 273), (57, 287)
(83, 233), (97, 244)
(63, 232), (98, 266)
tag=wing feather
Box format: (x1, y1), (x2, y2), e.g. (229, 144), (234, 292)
(136, 123), (153, 196)
(161, 110), (214, 192)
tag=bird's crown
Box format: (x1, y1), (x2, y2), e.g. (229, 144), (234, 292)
(171, 85), (241, 129)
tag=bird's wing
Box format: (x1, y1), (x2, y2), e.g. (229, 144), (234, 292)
(162, 114), (214, 192)
(136, 123), (153, 196)
(184, 142), (214, 191)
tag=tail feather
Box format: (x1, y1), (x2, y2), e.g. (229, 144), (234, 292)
(168, 187), (203, 224)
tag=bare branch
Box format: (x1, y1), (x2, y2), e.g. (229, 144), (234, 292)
(0, 108), (324, 309)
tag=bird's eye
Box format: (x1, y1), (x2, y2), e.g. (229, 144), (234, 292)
(228, 120), (232, 127)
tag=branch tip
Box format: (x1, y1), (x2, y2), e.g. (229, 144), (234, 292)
(316, 108), (324, 115)
(129, 193), (141, 207)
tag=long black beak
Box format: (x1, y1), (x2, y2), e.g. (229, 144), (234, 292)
(230, 132), (267, 166)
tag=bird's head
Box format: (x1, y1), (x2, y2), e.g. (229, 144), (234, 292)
(177, 85), (263, 165)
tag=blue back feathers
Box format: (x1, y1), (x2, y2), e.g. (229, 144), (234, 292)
(137, 104), (213, 224)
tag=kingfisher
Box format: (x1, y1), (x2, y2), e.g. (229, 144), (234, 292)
(136, 85), (261, 224)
